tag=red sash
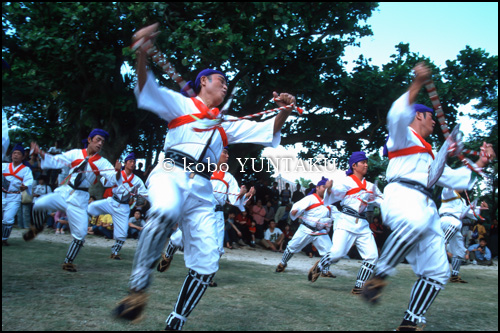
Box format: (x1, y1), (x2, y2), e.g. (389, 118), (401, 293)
(388, 130), (435, 160)
(168, 98), (228, 147)
(305, 193), (331, 213)
(121, 170), (135, 187)
(3, 163), (26, 181)
(211, 170), (229, 189)
(346, 175), (367, 196)
(70, 149), (102, 184)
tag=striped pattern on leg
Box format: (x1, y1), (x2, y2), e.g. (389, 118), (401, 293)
(64, 238), (85, 263)
(280, 248), (293, 266)
(318, 252), (332, 272)
(2, 224), (13, 240)
(451, 257), (461, 277)
(166, 269), (216, 330)
(32, 209), (46, 231)
(377, 222), (421, 275)
(443, 224), (459, 243)
(355, 261), (376, 288)
(129, 212), (175, 291)
(112, 240), (125, 255)
(403, 277), (442, 325)
(165, 240), (180, 259)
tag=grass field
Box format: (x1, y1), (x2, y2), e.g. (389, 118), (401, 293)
(2, 236), (498, 331)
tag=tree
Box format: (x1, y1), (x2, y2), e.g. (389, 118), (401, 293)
(2, 2), (377, 167)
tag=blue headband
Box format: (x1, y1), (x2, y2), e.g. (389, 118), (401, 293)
(124, 153), (136, 163)
(308, 176), (328, 195)
(12, 143), (25, 155)
(181, 69), (228, 97)
(346, 151), (367, 176)
(88, 128), (109, 140)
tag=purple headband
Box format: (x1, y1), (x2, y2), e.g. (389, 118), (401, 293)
(124, 153), (136, 163)
(88, 128), (109, 140)
(308, 176), (328, 195)
(181, 69), (228, 97)
(12, 143), (25, 155)
(414, 104), (434, 115)
(346, 151), (367, 176)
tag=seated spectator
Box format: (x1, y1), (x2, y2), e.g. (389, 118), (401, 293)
(232, 210), (251, 246)
(225, 212), (246, 248)
(260, 220), (284, 252)
(128, 210), (145, 239)
(302, 243), (319, 258)
(54, 210), (69, 234)
(467, 238), (493, 266)
(280, 224), (294, 252)
(248, 221), (257, 248)
(275, 203), (292, 231)
(88, 214), (113, 239)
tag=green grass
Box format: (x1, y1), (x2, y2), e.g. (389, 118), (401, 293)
(2, 238), (498, 331)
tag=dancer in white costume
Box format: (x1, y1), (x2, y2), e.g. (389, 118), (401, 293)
(88, 152), (148, 260)
(157, 147), (254, 288)
(308, 152), (383, 294)
(114, 23), (297, 331)
(439, 187), (487, 283)
(360, 63), (496, 331)
(26, 129), (121, 272)
(2, 144), (34, 246)
(275, 177), (336, 279)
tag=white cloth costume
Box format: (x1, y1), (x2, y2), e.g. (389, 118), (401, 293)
(167, 168), (248, 255)
(130, 70), (280, 286)
(32, 149), (117, 242)
(2, 162), (33, 240)
(287, 193), (333, 255)
(374, 92), (478, 325)
(378, 92), (477, 284)
(439, 188), (481, 278)
(324, 175), (383, 265)
(128, 71), (282, 330)
(88, 170), (147, 243)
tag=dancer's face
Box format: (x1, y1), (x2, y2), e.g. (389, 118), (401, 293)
(11, 150), (23, 164)
(87, 135), (105, 154)
(202, 74), (227, 106)
(353, 160), (368, 177)
(418, 111), (435, 138)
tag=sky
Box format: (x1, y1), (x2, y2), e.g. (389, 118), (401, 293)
(264, 2), (499, 186)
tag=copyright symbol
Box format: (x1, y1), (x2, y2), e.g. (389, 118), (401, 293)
(162, 158), (175, 172)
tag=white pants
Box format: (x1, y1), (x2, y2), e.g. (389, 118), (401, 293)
(380, 183), (450, 285)
(130, 163), (219, 291)
(441, 216), (466, 259)
(287, 224), (332, 255)
(2, 195), (21, 226)
(167, 210), (223, 256)
(88, 197), (129, 242)
(33, 187), (90, 241)
(329, 228), (378, 264)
